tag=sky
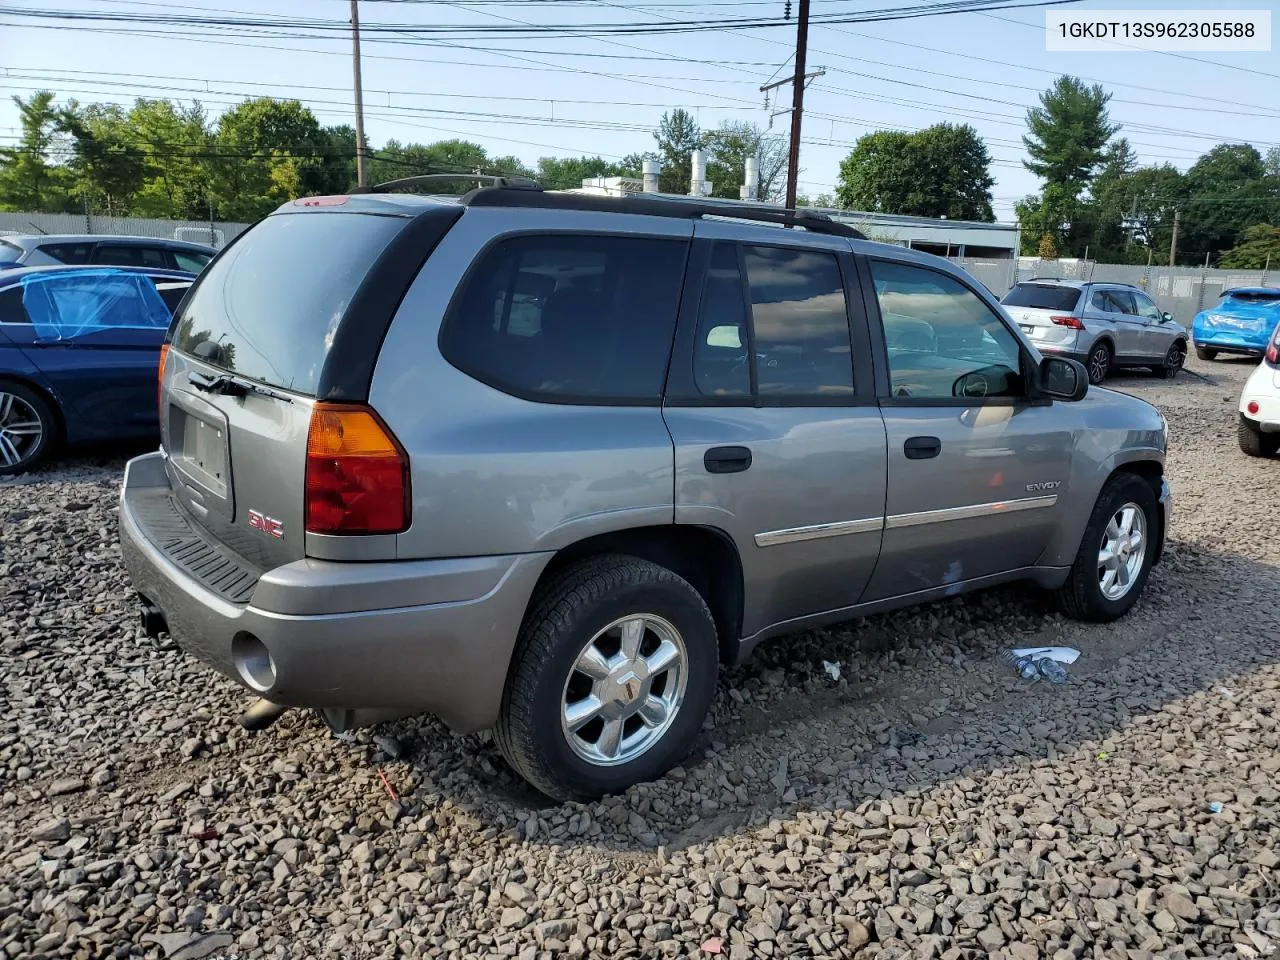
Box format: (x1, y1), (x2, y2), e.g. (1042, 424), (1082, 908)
(2, 0), (1279, 222)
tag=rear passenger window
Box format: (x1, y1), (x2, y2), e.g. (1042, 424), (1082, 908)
(442, 234), (687, 403)
(40, 244), (93, 265)
(95, 245), (168, 269)
(691, 243), (854, 401)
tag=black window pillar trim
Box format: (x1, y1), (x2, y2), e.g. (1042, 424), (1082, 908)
(317, 205), (464, 403)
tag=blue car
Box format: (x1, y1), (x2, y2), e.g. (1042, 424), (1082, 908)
(0, 265), (195, 474)
(1192, 287), (1280, 361)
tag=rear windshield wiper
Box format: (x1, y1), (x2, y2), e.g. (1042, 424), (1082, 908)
(187, 370), (294, 403)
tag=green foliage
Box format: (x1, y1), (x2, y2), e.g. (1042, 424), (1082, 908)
(703, 121), (787, 201)
(835, 123), (994, 221)
(1219, 224), (1280, 269)
(0, 92), (75, 212)
(654, 108), (702, 193)
(535, 155), (629, 190)
(1023, 76), (1118, 199)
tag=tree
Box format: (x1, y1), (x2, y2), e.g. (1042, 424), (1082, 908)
(1081, 137), (1139, 260)
(654, 109), (702, 194)
(127, 99), (212, 219)
(1038, 233), (1058, 259)
(319, 124), (357, 193)
(1267, 147), (1280, 178)
(536, 155), (628, 189)
(207, 98), (332, 220)
(702, 121), (787, 201)
(835, 123), (994, 221)
(1023, 76), (1118, 200)
(60, 102), (146, 216)
(0, 92), (74, 212)
(1178, 143), (1274, 263)
(486, 155), (535, 180)
(1219, 224), (1280, 269)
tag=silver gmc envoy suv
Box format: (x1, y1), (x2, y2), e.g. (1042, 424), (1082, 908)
(120, 181), (1172, 800)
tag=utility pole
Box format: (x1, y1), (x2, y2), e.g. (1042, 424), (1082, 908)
(351, 0), (368, 188)
(784, 0), (810, 210)
(1168, 208), (1180, 267)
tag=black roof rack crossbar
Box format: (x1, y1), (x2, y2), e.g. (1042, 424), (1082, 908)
(358, 173), (543, 194)
(460, 187), (867, 239)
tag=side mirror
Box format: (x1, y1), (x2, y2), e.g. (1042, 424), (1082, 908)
(1037, 356), (1089, 402)
(1161, 311), (1174, 323)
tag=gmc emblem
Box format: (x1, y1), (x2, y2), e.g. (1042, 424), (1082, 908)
(247, 509), (285, 539)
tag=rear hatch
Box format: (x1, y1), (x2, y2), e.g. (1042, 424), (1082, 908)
(1001, 283), (1084, 347)
(159, 199), (457, 569)
(1203, 289), (1280, 340)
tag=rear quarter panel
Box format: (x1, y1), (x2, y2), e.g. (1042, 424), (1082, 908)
(370, 206), (692, 560)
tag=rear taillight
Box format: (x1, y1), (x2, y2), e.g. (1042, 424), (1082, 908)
(157, 343), (169, 413)
(1247, 401), (1260, 415)
(305, 403), (409, 535)
(1051, 315), (1085, 330)
(1267, 340), (1279, 365)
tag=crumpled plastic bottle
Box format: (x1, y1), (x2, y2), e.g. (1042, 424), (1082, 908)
(1036, 657), (1068, 684)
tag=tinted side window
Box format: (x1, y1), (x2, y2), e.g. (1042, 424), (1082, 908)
(1107, 290), (1137, 315)
(871, 260), (1024, 400)
(441, 234), (688, 402)
(0, 287), (31, 323)
(693, 244), (751, 398)
(174, 251), (210, 273)
(95, 245), (169, 269)
(742, 245), (853, 397)
(40, 243), (93, 264)
(1132, 291), (1162, 319)
(1090, 290), (1116, 313)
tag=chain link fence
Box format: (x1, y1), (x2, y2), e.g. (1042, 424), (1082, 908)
(0, 212), (250, 249)
(950, 256), (1276, 325)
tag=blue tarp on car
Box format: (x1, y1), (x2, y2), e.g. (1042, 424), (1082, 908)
(18, 269), (171, 340)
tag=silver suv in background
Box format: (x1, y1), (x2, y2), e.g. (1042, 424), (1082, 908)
(1002, 279), (1189, 384)
(119, 182), (1172, 800)
(0, 234), (214, 273)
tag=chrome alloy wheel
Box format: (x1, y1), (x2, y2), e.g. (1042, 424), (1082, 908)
(0, 391), (43, 468)
(560, 613), (688, 767)
(1098, 502), (1147, 601)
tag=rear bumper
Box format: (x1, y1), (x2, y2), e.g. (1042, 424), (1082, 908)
(118, 452), (552, 733)
(1032, 344), (1088, 364)
(1192, 331), (1267, 355)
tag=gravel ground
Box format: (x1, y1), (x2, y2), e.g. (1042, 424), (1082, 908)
(2, 356), (1278, 960)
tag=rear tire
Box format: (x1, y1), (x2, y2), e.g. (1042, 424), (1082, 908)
(1086, 341), (1112, 385)
(1238, 417), (1280, 458)
(495, 555), (719, 802)
(1195, 346), (1218, 361)
(1056, 473), (1159, 623)
(0, 379), (57, 476)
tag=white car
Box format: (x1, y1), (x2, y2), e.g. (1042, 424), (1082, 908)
(1238, 322), (1280, 457)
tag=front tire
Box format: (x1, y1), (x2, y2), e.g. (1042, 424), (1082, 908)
(1156, 340), (1186, 379)
(1086, 341), (1112, 385)
(1238, 417), (1280, 457)
(495, 555), (718, 802)
(0, 380), (57, 476)
(1056, 473), (1159, 623)
(1195, 346), (1218, 361)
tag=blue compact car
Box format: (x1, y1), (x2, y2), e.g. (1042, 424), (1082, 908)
(1192, 287), (1280, 361)
(0, 265), (195, 474)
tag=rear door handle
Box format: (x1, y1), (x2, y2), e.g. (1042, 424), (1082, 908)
(704, 445), (752, 474)
(904, 436), (941, 460)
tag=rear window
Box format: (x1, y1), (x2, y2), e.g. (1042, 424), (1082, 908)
(0, 240), (23, 265)
(1002, 284), (1080, 312)
(95, 245), (169, 269)
(1225, 290), (1280, 303)
(171, 212), (405, 394)
(440, 233), (688, 403)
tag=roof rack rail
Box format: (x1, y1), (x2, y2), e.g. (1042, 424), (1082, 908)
(357, 173), (543, 194)
(460, 186), (867, 239)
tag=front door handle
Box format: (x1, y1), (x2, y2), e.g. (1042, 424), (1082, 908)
(704, 445), (752, 474)
(904, 436), (941, 460)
